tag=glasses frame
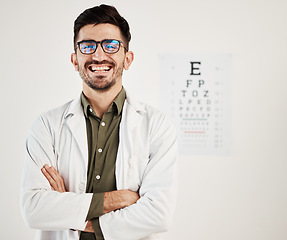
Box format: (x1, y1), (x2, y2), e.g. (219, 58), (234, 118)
(77, 39), (128, 55)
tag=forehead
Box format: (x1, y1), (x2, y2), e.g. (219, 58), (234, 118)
(77, 23), (123, 41)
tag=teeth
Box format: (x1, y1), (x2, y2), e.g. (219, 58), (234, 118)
(90, 66), (111, 72)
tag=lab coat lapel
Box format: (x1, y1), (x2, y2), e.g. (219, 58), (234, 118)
(116, 92), (146, 189)
(64, 98), (88, 165)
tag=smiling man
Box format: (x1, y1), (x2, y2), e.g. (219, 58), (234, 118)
(21, 5), (177, 240)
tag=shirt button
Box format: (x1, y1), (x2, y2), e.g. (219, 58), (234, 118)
(98, 148), (103, 153)
(89, 107), (93, 113)
(96, 175), (101, 180)
(79, 183), (85, 191)
(101, 122), (106, 127)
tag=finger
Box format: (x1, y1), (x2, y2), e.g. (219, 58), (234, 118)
(45, 165), (61, 183)
(41, 166), (53, 183)
(43, 165), (62, 190)
(41, 167), (57, 190)
(46, 165), (66, 192)
(49, 166), (66, 192)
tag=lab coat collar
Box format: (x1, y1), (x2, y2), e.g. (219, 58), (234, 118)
(60, 89), (146, 163)
(63, 95), (88, 163)
(63, 89), (147, 118)
(125, 91), (147, 115)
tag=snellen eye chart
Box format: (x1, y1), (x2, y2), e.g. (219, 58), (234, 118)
(160, 54), (231, 155)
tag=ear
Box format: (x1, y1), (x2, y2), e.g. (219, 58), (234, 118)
(124, 51), (134, 70)
(71, 53), (79, 71)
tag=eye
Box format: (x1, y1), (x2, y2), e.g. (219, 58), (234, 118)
(79, 41), (97, 53)
(106, 44), (117, 49)
(103, 40), (120, 53)
(83, 45), (95, 52)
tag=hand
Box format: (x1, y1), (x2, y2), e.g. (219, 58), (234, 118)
(41, 165), (94, 233)
(41, 164), (66, 192)
(103, 189), (140, 214)
(83, 220), (94, 232)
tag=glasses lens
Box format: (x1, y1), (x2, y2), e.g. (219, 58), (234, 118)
(102, 40), (120, 53)
(79, 41), (97, 54)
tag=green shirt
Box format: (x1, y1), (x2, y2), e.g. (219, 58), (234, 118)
(80, 88), (126, 240)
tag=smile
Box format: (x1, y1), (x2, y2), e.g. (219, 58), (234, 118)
(88, 65), (112, 72)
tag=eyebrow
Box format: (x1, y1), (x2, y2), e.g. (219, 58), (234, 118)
(77, 39), (96, 43)
(77, 39), (115, 43)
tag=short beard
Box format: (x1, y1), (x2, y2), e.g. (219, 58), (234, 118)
(79, 60), (124, 92)
(80, 70), (116, 91)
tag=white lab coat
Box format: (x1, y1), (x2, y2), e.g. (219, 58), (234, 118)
(21, 91), (178, 240)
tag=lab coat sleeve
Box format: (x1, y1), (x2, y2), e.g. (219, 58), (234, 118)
(20, 115), (93, 231)
(99, 113), (178, 240)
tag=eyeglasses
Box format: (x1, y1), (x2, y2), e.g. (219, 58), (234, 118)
(77, 39), (127, 54)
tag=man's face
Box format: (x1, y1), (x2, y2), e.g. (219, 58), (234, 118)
(71, 23), (133, 92)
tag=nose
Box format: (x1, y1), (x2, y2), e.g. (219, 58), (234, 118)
(91, 43), (107, 61)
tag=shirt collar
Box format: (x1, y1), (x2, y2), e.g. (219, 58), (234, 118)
(113, 87), (126, 116)
(81, 87), (126, 118)
(81, 93), (91, 118)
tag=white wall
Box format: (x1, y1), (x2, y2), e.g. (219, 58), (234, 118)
(1, 0), (287, 239)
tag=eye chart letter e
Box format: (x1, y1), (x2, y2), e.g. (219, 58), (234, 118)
(159, 54), (231, 155)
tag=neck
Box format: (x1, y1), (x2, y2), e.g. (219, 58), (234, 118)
(83, 82), (122, 118)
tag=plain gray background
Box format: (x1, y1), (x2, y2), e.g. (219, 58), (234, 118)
(1, 0), (287, 239)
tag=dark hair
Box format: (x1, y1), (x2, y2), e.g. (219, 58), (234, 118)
(73, 4), (131, 52)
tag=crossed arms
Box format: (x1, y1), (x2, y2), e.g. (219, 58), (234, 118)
(21, 109), (177, 239)
(41, 164), (139, 232)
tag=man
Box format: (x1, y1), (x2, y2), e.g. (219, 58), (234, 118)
(21, 4), (177, 240)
